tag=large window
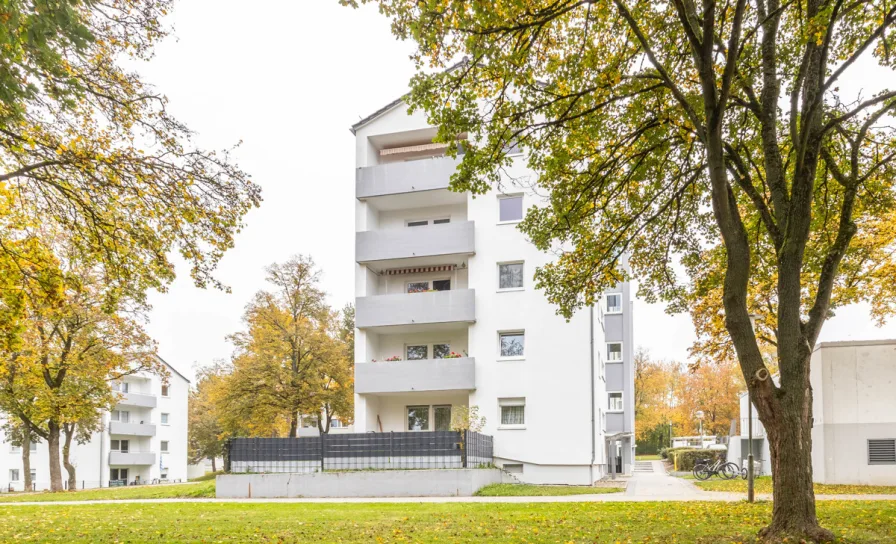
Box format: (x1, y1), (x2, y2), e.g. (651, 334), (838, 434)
(499, 331), (525, 358)
(9, 469), (20, 482)
(498, 262), (524, 290)
(407, 406), (430, 431)
(498, 195), (524, 222)
(607, 342), (623, 362)
(111, 440), (130, 453)
(434, 405), (452, 432)
(110, 468), (128, 482)
(608, 392), (624, 412)
(605, 293), (622, 313)
(499, 398), (526, 427)
(111, 410), (130, 423)
(406, 279), (451, 293)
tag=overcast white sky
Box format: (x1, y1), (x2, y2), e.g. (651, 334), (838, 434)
(138, 1), (896, 381)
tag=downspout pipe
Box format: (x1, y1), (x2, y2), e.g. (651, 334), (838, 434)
(589, 305), (596, 485)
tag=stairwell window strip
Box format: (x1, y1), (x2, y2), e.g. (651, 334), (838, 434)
(607, 342), (623, 362)
(608, 392), (624, 412)
(605, 293), (622, 314)
(499, 398), (526, 428)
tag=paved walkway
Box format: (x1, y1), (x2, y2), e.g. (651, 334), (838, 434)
(625, 460), (709, 499)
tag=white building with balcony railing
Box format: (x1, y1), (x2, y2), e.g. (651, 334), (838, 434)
(1, 357), (189, 491)
(350, 94), (635, 484)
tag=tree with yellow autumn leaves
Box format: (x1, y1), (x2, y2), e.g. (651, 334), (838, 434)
(195, 256), (354, 442)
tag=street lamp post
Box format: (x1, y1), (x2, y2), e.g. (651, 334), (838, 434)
(695, 410), (705, 448)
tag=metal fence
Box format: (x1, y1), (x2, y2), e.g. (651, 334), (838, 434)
(224, 431), (493, 473)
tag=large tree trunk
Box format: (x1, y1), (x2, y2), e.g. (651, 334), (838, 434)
(288, 410), (298, 438)
(22, 430), (32, 492)
(752, 352), (834, 542)
(46, 421), (64, 492)
(62, 424), (77, 491)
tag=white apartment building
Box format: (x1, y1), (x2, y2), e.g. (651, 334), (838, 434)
(350, 97), (635, 485)
(1, 357), (189, 491)
(728, 339), (896, 485)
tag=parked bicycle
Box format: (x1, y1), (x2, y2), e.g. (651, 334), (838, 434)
(693, 458), (740, 480)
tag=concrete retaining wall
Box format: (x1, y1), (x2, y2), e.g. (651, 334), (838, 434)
(216, 468), (504, 498)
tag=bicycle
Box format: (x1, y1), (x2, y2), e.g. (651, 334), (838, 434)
(693, 458), (740, 480)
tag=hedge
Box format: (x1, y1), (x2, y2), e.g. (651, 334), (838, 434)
(672, 449), (727, 471)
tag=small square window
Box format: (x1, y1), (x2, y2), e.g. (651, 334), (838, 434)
(499, 332), (525, 358)
(499, 195), (524, 222)
(161, 384), (169, 397)
(161, 441), (169, 453)
(607, 343), (623, 362)
(608, 392), (623, 412)
(498, 263), (524, 290)
(407, 281), (430, 293)
(406, 345), (428, 360)
(606, 293), (622, 313)
(433, 344), (451, 359)
(407, 406), (430, 431)
(499, 398), (526, 426)
(161, 413), (170, 425)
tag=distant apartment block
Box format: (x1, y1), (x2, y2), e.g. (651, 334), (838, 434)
(1, 358), (189, 491)
(350, 96), (635, 484)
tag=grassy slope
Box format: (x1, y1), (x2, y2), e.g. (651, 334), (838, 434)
(0, 480), (215, 503)
(0, 501), (894, 542)
(475, 483), (622, 496)
(692, 475), (896, 495)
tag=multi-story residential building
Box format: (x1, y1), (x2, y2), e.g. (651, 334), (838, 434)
(1, 357), (189, 491)
(728, 339), (896, 485)
(350, 96), (635, 485)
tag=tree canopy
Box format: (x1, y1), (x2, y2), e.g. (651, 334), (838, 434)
(344, 0), (896, 539)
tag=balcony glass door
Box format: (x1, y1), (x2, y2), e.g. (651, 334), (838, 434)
(434, 405), (452, 431)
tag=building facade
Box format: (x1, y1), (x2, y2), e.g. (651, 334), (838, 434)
(1, 358), (189, 491)
(728, 339), (896, 485)
(350, 98), (635, 484)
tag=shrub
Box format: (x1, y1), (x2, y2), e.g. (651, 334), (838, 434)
(659, 447), (669, 459)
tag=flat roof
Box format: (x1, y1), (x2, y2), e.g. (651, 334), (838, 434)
(814, 338), (896, 351)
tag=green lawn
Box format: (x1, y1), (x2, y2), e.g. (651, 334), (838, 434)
(188, 471), (223, 482)
(635, 454), (662, 461)
(0, 501), (894, 542)
(475, 483), (622, 496)
(0, 480), (215, 503)
(692, 475), (896, 495)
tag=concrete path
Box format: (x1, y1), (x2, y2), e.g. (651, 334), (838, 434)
(624, 460), (709, 499)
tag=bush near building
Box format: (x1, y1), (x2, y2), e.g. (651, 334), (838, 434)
(669, 449), (727, 471)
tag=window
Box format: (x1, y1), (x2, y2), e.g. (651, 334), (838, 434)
(407, 279), (451, 293)
(330, 419), (344, 428)
(433, 218), (450, 225)
(111, 439), (129, 453)
(407, 406), (430, 431)
(29, 469), (35, 482)
(301, 417), (318, 428)
(9, 445), (21, 454)
(9, 469), (20, 482)
(607, 342), (623, 362)
(499, 331), (525, 358)
(498, 195), (524, 222)
(407, 220), (428, 227)
(433, 343), (451, 359)
(406, 345), (428, 360)
(498, 262), (524, 290)
(406, 218), (450, 227)
(608, 392), (624, 412)
(111, 410), (130, 423)
(868, 439), (896, 465)
(434, 405), (452, 431)
(161, 384), (169, 397)
(110, 468), (128, 482)
(161, 441), (169, 453)
(30, 442), (37, 452)
(161, 413), (170, 425)
(112, 381), (129, 393)
(499, 398), (526, 427)
(605, 293), (622, 314)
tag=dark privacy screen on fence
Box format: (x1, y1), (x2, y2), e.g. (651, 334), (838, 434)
(225, 431), (493, 473)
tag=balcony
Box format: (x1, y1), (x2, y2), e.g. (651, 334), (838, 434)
(109, 451), (156, 466)
(116, 392), (157, 409)
(357, 155), (461, 200)
(356, 289), (475, 332)
(356, 221), (474, 266)
(356, 357), (475, 394)
(109, 421), (156, 437)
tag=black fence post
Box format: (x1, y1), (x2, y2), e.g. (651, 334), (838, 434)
(319, 433), (326, 472)
(462, 430), (468, 468)
(389, 432), (394, 461)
